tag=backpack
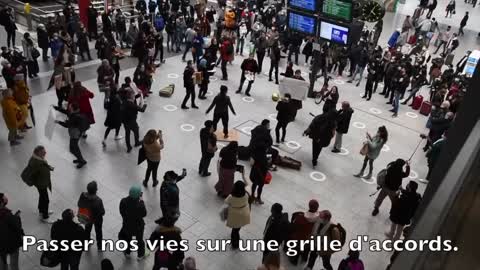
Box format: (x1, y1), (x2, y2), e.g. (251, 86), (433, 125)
(226, 42), (234, 55)
(77, 207), (92, 224)
(21, 165), (34, 187)
(154, 15), (165, 31)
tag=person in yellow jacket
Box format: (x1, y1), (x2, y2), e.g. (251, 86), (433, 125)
(1, 89), (23, 145)
(13, 80), (31, 131)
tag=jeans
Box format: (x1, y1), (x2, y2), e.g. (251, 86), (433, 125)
(275, 121), (288, 142)
(351, 66), (365, 84)
(145, 159), (160, 183)
(212, 113), (229, 136)
(238, 73), (254, 94)
(182, 41), (193, 60)
(122, 227), (146, 257)
(6, 30), (15, 48)
(359, 155), (374, 175)
(374, 187), (397, 209)
(231, 228), (241, 248)
(257, 50), (266, 73)
(37, 187), (50, 218)
(307, 251), (333, 270)
(124, 121), (140, 150)
(221, 59), (228, 79)
(403, 87), (421, 104)
(181, 85), (196, 107)
(312, 140), (323, 163)
(269, 60), (279, 83)
(393, 91), (401, 114)
(104, 127), (120, 140)
(236, 38), (245, 55)
(199, 153), (213, 175)
(333, 131), (343, 149)
(85, 218), (103, 248)
(0, 249), (19, 270)
(69, 138), (85, 162)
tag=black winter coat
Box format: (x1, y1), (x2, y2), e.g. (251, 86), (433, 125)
(249, 125), (273, 151)
(390, 191), (421, 225)
(0, 208), (24, 254)
(306, 111), (337, 146)
(149, 225), (185, 269)
(104, 94), (122, 128)
(200, 127), (216, 155)
(183, 66), (195, 88)
(264, 213), (290, 244)
(336, 108), (353, 134)
(37, 28), (49, 49)
(51, 219), (87, 258)
(119, 196), (147, 232)
(77, 192), (105, 222)
(250, 154), (269, 185)
(385, 162), (410, 191)
(276, 100), (295, 123)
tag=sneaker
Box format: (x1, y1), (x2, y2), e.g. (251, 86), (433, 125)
(353, 173), (363, 178)
(331, 148), (341, 153)
(256, 198), (264, 205)
(41, 216), (54, 224)
(372, 208), (379, 216)
(192, 105), (199, 109)
(235, 90), (241, 94)
(102, 140), (106, 147)
(201, 172), (212, 177)
(363, 173), (372, 179)
(127, 147), (132, 153)
(152, 180), (159, 187)
(181, 106), (189, 109)
(392, 113), (398, 118)
(115, 135), (124, 140)
(76, 161), (87, 169)
(245, 93), (251, 96)
(142, 180), (148, 187)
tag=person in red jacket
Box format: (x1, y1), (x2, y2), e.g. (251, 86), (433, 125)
(68, 81), (95, 136)
(219, 37), (234, 80)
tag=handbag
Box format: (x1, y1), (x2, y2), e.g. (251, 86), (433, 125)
(31, 47), (40, 59)
(264, 171), (272, 184)
(138, 145), (146, 165)
(219, 206), (228, 221)
(40, 249), (61, 268)
(360, 142), (369, 156)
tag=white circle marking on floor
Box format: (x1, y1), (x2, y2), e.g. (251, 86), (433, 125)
(241, 126), (253, 135)
(242, 97), (255, 103)
(167, 73), (179, 79)
(370, 108), (382, 114)
(406, 112), (418, 118)
(334, 79), (345, 85)
(180, 124), (195, 132)
(353, 122), (366, 129)
(409, 170), (418, 179)
(382, 144), (390, 152)
(361, 176), (376, 185)
(163, 105), (178, 112)
(339, 147), (350, 156)
(310, 171), (326, 182)
(286, 141), (301, 149)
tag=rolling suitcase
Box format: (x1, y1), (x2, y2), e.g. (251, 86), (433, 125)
(420, 101), (432, 116)
(412, 95), (423, 110)
(159, 84), (175, 97)
(445, 54), (454, 66)
(277, 156), (302, 170)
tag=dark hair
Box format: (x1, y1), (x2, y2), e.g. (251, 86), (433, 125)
(261, 119), (270, 126)
(231, 181), (246, 197)
(378, 126), (388, 143)
(220, 85), (228, 93)
(61, 209), (74, 221)
(204, 120), (213, 128)
(408, 181), (418, 192)
(271, 203), (283, 216)
(263, 251), (281, 268)
(86, 181), (97, 194)
(101, 259), (114, 270)
(348, 249), (360, 260)
(0, 193), (5, 206)
(284, 93), (291, 99)
(124, 77), (131, 84)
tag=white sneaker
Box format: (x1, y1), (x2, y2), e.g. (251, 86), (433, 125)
(115, 135), (124, 140)
(41, 217), (54, 224)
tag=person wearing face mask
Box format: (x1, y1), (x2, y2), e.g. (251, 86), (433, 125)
(236, 53), (259, 96)
(0, 193), (24, 270)
(181, 60), (199, 109)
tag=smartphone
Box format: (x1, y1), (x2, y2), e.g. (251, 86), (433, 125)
(182, 168), (187, 175)
(235, 165), (245, 173)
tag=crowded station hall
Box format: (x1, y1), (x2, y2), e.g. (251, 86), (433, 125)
(0, 0), (479, 269)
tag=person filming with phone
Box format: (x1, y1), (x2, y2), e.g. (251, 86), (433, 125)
(160, 170), (187, 223)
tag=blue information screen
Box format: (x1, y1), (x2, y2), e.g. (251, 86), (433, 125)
(289, 0), (317, 12)
(319, 21), (349, 45)
(288, 12), (317, 35)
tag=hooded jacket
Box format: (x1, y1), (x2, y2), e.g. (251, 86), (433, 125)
(160, 174), (185, 216)
(390, 190), (421, 225)
(0, 207), (24, 254)
(77, 192), (105, 221)
(51, 219), (87, 257)
(119, 196), (147, 232)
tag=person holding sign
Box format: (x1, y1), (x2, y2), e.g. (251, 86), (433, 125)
(236, 54), (259, 96)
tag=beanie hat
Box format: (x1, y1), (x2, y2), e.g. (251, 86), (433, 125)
(87, 181), (98, 194)
(129, 185), (142, 199)
(308, 199), (319, 212)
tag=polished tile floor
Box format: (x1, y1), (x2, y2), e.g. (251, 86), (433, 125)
(1, 5), (479, 270)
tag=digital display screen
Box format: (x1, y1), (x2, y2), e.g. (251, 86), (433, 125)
(322, 0), (352, 21)
(319, 20), (349, 45)
(288, 11), (317, 35)
(288, 0), (318, 12)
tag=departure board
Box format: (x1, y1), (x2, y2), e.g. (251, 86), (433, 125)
(322, 0), (352, 22)
(288, 11), (317, 35)
(288, 0), (318, 12)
